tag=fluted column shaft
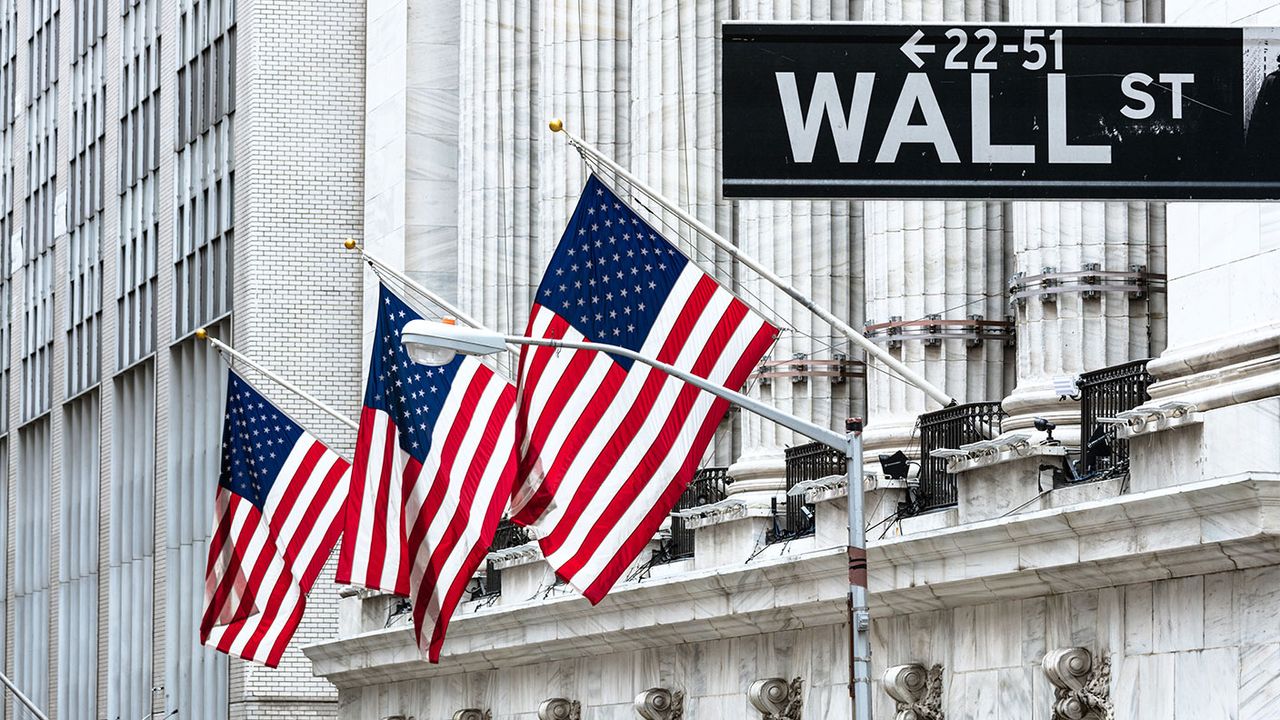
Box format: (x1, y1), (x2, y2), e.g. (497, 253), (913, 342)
(730, 0), (863, 492)
(859, 0), (1012, 469)
(1002, 0), (1168, 442)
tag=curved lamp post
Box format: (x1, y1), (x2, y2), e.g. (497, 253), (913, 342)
(402, 320), (874, 720)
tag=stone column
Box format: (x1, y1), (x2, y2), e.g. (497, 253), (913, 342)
(858, 0), (1013, 473)
(1001, 0), (1167, 444)
(730, 0), (863, 496)
(458, 0), (540, 339)
(628, 0), (739, 464)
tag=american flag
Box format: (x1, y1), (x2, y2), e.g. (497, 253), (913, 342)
(511, 175), (779, 602)
(336, 285), (518, 661)
(201, 370), (350, 667)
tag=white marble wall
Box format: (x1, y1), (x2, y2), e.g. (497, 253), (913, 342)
(326, 565), (1280, 720)
(1001, 0), (1168, 441)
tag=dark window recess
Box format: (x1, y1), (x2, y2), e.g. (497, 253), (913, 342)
(908, 401), (1006, 516)
(471, 518), (532, 599)
(653, 466), (729, 564)
(1076, 359), (1154, 484)
(770, 442), (843, 542)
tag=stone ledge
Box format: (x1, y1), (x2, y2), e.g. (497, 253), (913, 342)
(306, 474), (1280, 686)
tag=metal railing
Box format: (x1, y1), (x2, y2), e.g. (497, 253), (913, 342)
(655, 466), (729, 563)
(771, 442), (845, 541)
(1079, 359), (1154, 479)
(912, 401), (1006, 515)
(474, 518), (533, 598)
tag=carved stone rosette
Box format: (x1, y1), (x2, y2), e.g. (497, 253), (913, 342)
(1042, 648), (1113, 720)
(453, 711), (492, 720)
(538, 698), (582, 720)
(748, 677), (803, 720)
(883, 664), (944, 720)
(634, 687), (684, 720)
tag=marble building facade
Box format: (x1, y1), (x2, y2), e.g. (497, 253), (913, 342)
(310, 0), (1280, 718)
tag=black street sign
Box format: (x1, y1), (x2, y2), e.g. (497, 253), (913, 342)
(722, 23), (1280, 200)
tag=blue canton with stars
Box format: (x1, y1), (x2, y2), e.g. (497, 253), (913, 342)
(220, 371), (306, 512)
(364, 285), (466, 464)
(537, 175), (690, 371)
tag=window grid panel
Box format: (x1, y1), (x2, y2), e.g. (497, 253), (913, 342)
(58, 391), (99, 719)
(22, 0), (58, 422)
(67, 0), (105, 396)
(21, 249), (53, 419)
(173, 0), (233, 338)
(107, 362), (154, 720)
(0, 0), (16, 433)
(117, 0), (157, 367)
(163, 333), (227, 718)
(15, 418), (51, 717)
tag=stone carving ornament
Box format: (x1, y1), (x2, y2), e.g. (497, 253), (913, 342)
(453, 711), (492, 720)
(883, 664), (944, 720)
(538, 698), (582, 720)
(748, 677), (803, 720)
(1042, 648), (1113, 720)
(634, 687), (684, 720)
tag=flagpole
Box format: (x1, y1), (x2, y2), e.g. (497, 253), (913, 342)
(0, 669), (49, 720)
(343, 240), (524, 360)
(196, 329), (360, 431)
(549, 118), (957, 409)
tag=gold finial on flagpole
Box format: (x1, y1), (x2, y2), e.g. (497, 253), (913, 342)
(343, 238), (357, 250)
(195, 327), (208, 341)
(549, 118), (563, 133)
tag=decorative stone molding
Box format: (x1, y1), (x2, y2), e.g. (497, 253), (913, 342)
(670, 497), (750, 529)
(538, 698), (581, 720)
(634, 687), (684, 720)
(453, 711), (492, 720)
(1042, 648), (1112, 720)
(883, 664), (944, 720)
(790, 472), (887, 505)
(935, 434), (1069, 474)
(748, 677), (803, 720)
(1106, 401), (1201, 439)
(487, 541), (542, 570)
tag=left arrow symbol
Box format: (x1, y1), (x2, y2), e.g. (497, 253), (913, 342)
(900, 29), (936, 68)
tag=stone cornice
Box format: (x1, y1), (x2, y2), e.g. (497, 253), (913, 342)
(305, 474), (1280, 686)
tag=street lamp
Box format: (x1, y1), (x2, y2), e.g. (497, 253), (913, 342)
(402, 320), (875, 720)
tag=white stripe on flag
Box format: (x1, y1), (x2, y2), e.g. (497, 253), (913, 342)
(565, 313), (769, 588)
(542, 279), (735, 568)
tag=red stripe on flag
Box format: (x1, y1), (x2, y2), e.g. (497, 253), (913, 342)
(268, 442), (327, 563)
(535, 274), (721, 557)
(425, 435), (518, 661)
(295, 457), (350, 591)
(581, 319), (779, 602)
(336, 407), (378, 585)
(412, 379), (517, 660)
(404, 368), (493, 559)
(550, 298), (748, 575)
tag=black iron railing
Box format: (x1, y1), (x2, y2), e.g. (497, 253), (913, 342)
(1078, 359), (1154, 478)
(655, 466), (730, 564)
(912, 401), (1006, 514)
(771, 442), (844, 541)
(474, 518), (532, 598)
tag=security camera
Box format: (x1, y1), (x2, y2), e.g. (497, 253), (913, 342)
(1034, 417), (1059, 445)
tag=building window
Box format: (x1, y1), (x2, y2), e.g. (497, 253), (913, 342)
(15, 418), (51, 717)
(173, 0), (234, 338)
(107, 362), (154, 720)
(22, 0), (58, 422)
(118, 0), (158, 367)
(67, 0), (105, 396)
(59, 391), (99, 719)
(164, 333), (228, 718)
